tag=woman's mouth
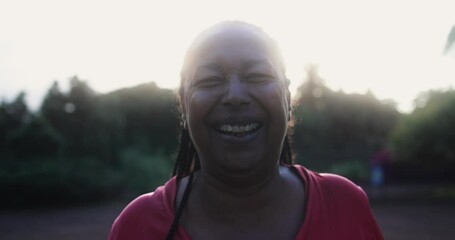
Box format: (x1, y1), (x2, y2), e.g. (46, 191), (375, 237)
(215, 122), (262, 138)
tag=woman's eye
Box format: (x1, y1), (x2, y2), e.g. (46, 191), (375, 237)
(244, 73), (273, 83)
(194, 77), (223, 87)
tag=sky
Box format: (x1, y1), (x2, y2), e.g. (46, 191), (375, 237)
(0, 0), (454, 112)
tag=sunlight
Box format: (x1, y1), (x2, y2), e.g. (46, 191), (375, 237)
(0, 0), (454, 112)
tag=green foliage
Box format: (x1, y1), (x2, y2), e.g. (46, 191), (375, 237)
(390, 90), (455, 175)
(293, 66), (399, 172)
(1, 77), (178, 208)
(118, 147), (172, 195)
(0, 150), (172, 208)
(38, 77), (179, 161)
(97, 82), (179, 155)
(329, 160), (369, 182)
(6, 116), (63, 158)
(3, 71), (454, 208)
(0, 92), (30, 150)
(40, 76), (98, 156)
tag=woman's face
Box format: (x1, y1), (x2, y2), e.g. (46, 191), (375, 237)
(182, 26), (290, 177)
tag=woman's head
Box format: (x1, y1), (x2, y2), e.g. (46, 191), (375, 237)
(173, 21), (294, 178)
(180, 21), (287, 92)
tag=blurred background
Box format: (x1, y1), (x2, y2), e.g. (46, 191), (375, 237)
(1, 0), (454, 239)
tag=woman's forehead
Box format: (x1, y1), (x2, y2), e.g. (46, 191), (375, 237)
(195, 59), (275, 72)
(186, 27), (280, 71)
(193, 22), (269, 48)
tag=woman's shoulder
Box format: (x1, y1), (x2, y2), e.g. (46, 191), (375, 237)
(319, 173), (367, 198)
(293, 164), (373, 217)
(293, 164), (367, 199)
(293, 165), (383, 239)
(108, 177), (177, 240)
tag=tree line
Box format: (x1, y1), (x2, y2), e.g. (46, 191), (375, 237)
(1, 69), (454, 207)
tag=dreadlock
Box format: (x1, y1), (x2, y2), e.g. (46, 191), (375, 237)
(171, 128), (200, 179)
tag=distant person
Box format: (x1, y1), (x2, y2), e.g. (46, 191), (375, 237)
(108, 21), (383, 240)
(370, 150), (390, 187)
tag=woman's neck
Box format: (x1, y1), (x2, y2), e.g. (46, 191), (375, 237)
(177, 165), (306, 240)
(192, 165), (289, 217)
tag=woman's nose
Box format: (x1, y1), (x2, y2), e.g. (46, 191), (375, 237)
(221, 76), (250, 107)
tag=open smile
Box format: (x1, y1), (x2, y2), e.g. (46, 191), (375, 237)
(215, 122), (262, 138)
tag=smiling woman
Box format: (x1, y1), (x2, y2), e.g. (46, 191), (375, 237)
(108, 21), (383, 240)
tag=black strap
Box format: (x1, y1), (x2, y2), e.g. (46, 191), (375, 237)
(166, 173), (194, 240)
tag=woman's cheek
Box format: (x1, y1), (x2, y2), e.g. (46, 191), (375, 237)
(186, 89), (220, 124)
(256, 84), (287, 110)
(188, 89), (219, 108)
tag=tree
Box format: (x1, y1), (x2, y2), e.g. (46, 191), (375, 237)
(2, 78), (179, 207)
(293, 66), (399, 176)
(40, 81), (68, 134)
(40, 76), (98, 156)
(7, 116), (63, 158)
(389, 89), (455, 181)
(97, 82), (179, 155)
(0, 92), (30, 153)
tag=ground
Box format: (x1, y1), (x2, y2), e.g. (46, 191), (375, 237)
(1, 202), (454, 240)
(373, 203), (455, 240)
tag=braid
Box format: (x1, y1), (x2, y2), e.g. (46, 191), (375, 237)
(172, 128), (200, 178)
(167, 128), (198, 240)
(172, 128), (189, 177)
(183, 141), (194, 176)
(165, 172), (194, 240)
(280, 135), (295, 165)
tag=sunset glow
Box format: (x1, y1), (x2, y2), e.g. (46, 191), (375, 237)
(1, 0), (454, 112)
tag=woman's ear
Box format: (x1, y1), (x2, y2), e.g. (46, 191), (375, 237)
(179, 72), (190, 122)
(285, 79), (291, 121)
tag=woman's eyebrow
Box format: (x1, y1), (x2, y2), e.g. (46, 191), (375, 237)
(241, 59), (269, 70)
(197, 63), (222, 72)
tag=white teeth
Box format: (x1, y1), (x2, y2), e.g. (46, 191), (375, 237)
(217, 123), (260, 134)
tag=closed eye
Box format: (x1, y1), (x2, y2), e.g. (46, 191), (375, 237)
(194, 76), (224, 88)
(244, 73), (274, 83)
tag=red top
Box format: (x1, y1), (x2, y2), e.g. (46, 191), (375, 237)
(108, 165), (384, 240)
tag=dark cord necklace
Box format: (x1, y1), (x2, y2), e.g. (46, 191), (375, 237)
(166, 173), (194, 240)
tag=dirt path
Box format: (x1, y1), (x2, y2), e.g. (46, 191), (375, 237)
(1, 202), (454, 239)
(372, 203), (455, 240)
(0, 203), (125, 240)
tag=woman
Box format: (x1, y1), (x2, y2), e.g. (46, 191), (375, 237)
(108, 21), (383, 240)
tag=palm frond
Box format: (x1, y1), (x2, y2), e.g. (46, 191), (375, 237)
(443, 25), (455, 54)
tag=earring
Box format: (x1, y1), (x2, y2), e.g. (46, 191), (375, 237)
(288, 106), (292, 121)
(181, 114), (187, 129)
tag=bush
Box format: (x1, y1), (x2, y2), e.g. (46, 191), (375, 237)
(118, 147), (172, 195)
(0, 149), (173, 208)
(328, 160), (369, 183)
(389, 90), (455, 181)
